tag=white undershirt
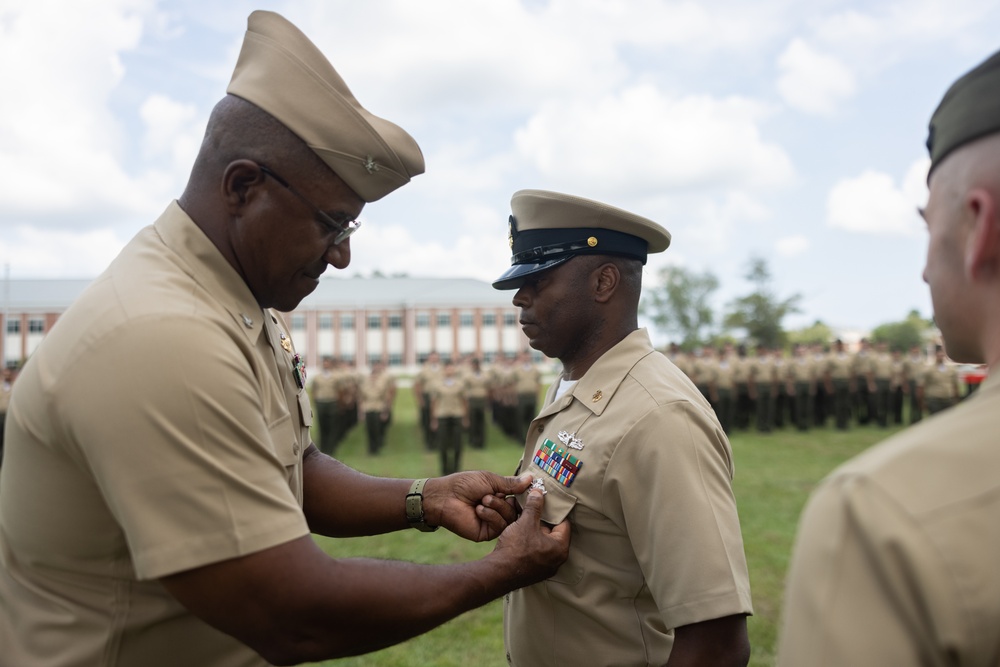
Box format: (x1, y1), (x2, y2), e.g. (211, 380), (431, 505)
(553, 377), (578, 401)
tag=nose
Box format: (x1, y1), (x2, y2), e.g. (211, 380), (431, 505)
(512, 285), (530, 308)
(325, 237), (351, 270)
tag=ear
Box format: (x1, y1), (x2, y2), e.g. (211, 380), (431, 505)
(221, 160), (266, 215)
(593, 262), (620, 304)
(964, 188), (1000, 283)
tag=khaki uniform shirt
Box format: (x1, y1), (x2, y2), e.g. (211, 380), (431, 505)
(826, 352), (855, 381)
(692, 356), (717, 387)
(431, 377), (466, 418)
(871, 352), (894, 381)
(514, 363), (541, 396)
(309, 370), (339, 403)
(359, 373), (394, 413)
(0, 202), (312, 667)
(778, 374), (1000, 666)
(751, 356), (776, 387)
(787, 356), (815, 384)
(715, 357), (736, 390)
(463, 371), (490, 401)
(904, 354), (927, 384)
(504, 330), (752, 666)
(923, 363), (959, 399)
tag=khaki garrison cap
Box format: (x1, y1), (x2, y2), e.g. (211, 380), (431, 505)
(927, 48), (1000, 177)
(493, 189), (671, 290)
(227, 10), (424, 202)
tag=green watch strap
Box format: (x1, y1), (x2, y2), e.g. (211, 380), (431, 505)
(405, 478), (438, 532)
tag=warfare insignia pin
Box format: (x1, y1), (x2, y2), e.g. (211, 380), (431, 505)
(279, 332), (292, 353)
(557, 430), (584, 450)
(529, 478), (547, 495)
(533, 439), (582, 488)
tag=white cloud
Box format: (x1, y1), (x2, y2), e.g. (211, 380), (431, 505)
(826, 159), (929, 236)
(0, 226), (127, 278)
(775, 234), (810, 256)
(140, 94), (202, 172)
(776, 39), (856, 115)
(514, 85), (794, 198)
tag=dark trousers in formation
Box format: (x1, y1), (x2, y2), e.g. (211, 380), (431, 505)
(813, 382), (829, 427)
(467, 398), (486, 449)
(735, 383), (752, 430)
(832, 380), (852, 430)
(792, 383), (812, 431)
(364, 411), (387, 455)
(516, 393), (537, 442)
(437, 416), (463, 475)
(855, 381), (875, 425)
(756, 387), (773, 433)
(716, 389), (734, 434)
(891, 385), (905, 425)
(420, 393), (435, 450)
(873, 379), (892, 427)
(315, 400), (338, 455)
(926, 397), (957, 416)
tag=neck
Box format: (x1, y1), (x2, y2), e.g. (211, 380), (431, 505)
(560, 325), (636, 381)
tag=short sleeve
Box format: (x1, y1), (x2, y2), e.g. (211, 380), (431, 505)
(606, 401), (753, 629)
(58, 315), (309, 579)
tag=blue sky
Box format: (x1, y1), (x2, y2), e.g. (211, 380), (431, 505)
(1, 0), (999, 335)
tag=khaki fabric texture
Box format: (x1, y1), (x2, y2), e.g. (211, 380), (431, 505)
(779, 375), (1000, 666)
(309, 369), (339, 402)
(923, 364), (959, 399)
(359, 373), (394, 413)
(504, 330), (752, 666)
(432, 377), (466, 418)
(0, 202), (312, 667)
(826, 352), (855, 381)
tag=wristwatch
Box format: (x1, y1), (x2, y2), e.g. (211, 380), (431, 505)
(405, 478), (438, 532)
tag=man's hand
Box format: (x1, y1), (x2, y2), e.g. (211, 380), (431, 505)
(423, 472), (533, 541)
(490, 489), (571, 589)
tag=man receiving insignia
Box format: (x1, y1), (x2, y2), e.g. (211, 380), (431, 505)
(488, 189), (753, 666)
(778, 48), (1000, 665)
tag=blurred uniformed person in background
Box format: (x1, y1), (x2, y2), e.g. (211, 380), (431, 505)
(780, 47), (1000, 665)
(853, 338), (875, 425)
(430, 360), (468, 475)
(751, 344), (775, 433)
(413, 351), (442, 450)
(922, 344), (961, 415)
(309, 356), (339, 455)
(890, 347), (907, 425)
(732, 344), (753, 430)
(824, 339), (854, 430)
(812, 343), (831, 426)
(0, 12), (569, 666)
(904, 343), (926, 423)
(463, 357), (491, 449)
(491, 189), (752, 666)
(787, 344), (815, 431)
(870, 341), (894, 427)
(693, 344), (718, 410)
(358, 360), (395, 455)
(715, 343), (737, 434)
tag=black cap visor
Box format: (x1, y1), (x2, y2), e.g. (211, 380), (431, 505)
(492, 256), (573, 290)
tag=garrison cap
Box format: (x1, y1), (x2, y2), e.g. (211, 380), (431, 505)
(927, 48), (1000, 177)
(493, 189), (671, 290)
(227, 10), (424, 202)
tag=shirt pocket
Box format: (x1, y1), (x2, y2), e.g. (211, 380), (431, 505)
(297, 389), (313, 428)
(268, 413), (300, 468)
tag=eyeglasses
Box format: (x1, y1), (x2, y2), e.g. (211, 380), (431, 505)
(257, 164), (360, 245)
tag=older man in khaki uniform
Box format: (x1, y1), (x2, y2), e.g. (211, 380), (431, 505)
(491, 190), (752, 666)
(779, 48), (1000, 665)
(0, 12), (570, 667)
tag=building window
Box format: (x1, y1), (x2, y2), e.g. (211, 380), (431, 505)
(459, 313), (474, 327)
(416, 313), (430, 328)
(483, 351), (496, 363)
(319, 314), (333, 330)
(6, 319), (19, 334)
(388, 353), (403, 367)
(341, 315), (354, 330)
(482, 313), (496, 326)
(367, 353), (383, 366)
(28, 318), (44, 334)
(417, 352), (429, 363)
(367, 314), (382, 329)
(340, 354), (355, 364)
(504, 313), (517, 326)
(436, 313), (451, 327)
(388, 314), (403, 329)
(290, 314), (305, 331)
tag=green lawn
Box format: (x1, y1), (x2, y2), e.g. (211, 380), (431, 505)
(309, 390), (899, 666)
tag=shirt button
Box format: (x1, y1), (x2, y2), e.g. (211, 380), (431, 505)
(292, 442), (300, 456)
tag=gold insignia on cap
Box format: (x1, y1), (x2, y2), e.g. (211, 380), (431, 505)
(587, 236), (598, 247)
(592, 390), (603, 402)
(508, 215), (516, 249)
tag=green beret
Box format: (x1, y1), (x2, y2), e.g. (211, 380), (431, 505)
(493, 189), (671, 290)
(927, 49), (1000, 176)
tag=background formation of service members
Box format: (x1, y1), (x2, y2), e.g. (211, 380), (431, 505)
(669, 339), (974, 435)
(303, 336), (981, 474)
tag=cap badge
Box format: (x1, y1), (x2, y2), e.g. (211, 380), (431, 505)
(587, 236), (598, 247)
(363, 155), (380, 174)
(508, 214), (517, 249)
(592, 390), (603, 403)
(558, 430), (585, 450)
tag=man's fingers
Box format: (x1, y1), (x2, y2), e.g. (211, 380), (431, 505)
(518, 488), (545, 522)
(497, 472), (533, 496)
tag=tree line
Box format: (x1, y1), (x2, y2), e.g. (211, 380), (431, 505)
(641, 256), (933, 352)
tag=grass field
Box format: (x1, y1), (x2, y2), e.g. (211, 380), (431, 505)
(308, 389), (902, 667)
